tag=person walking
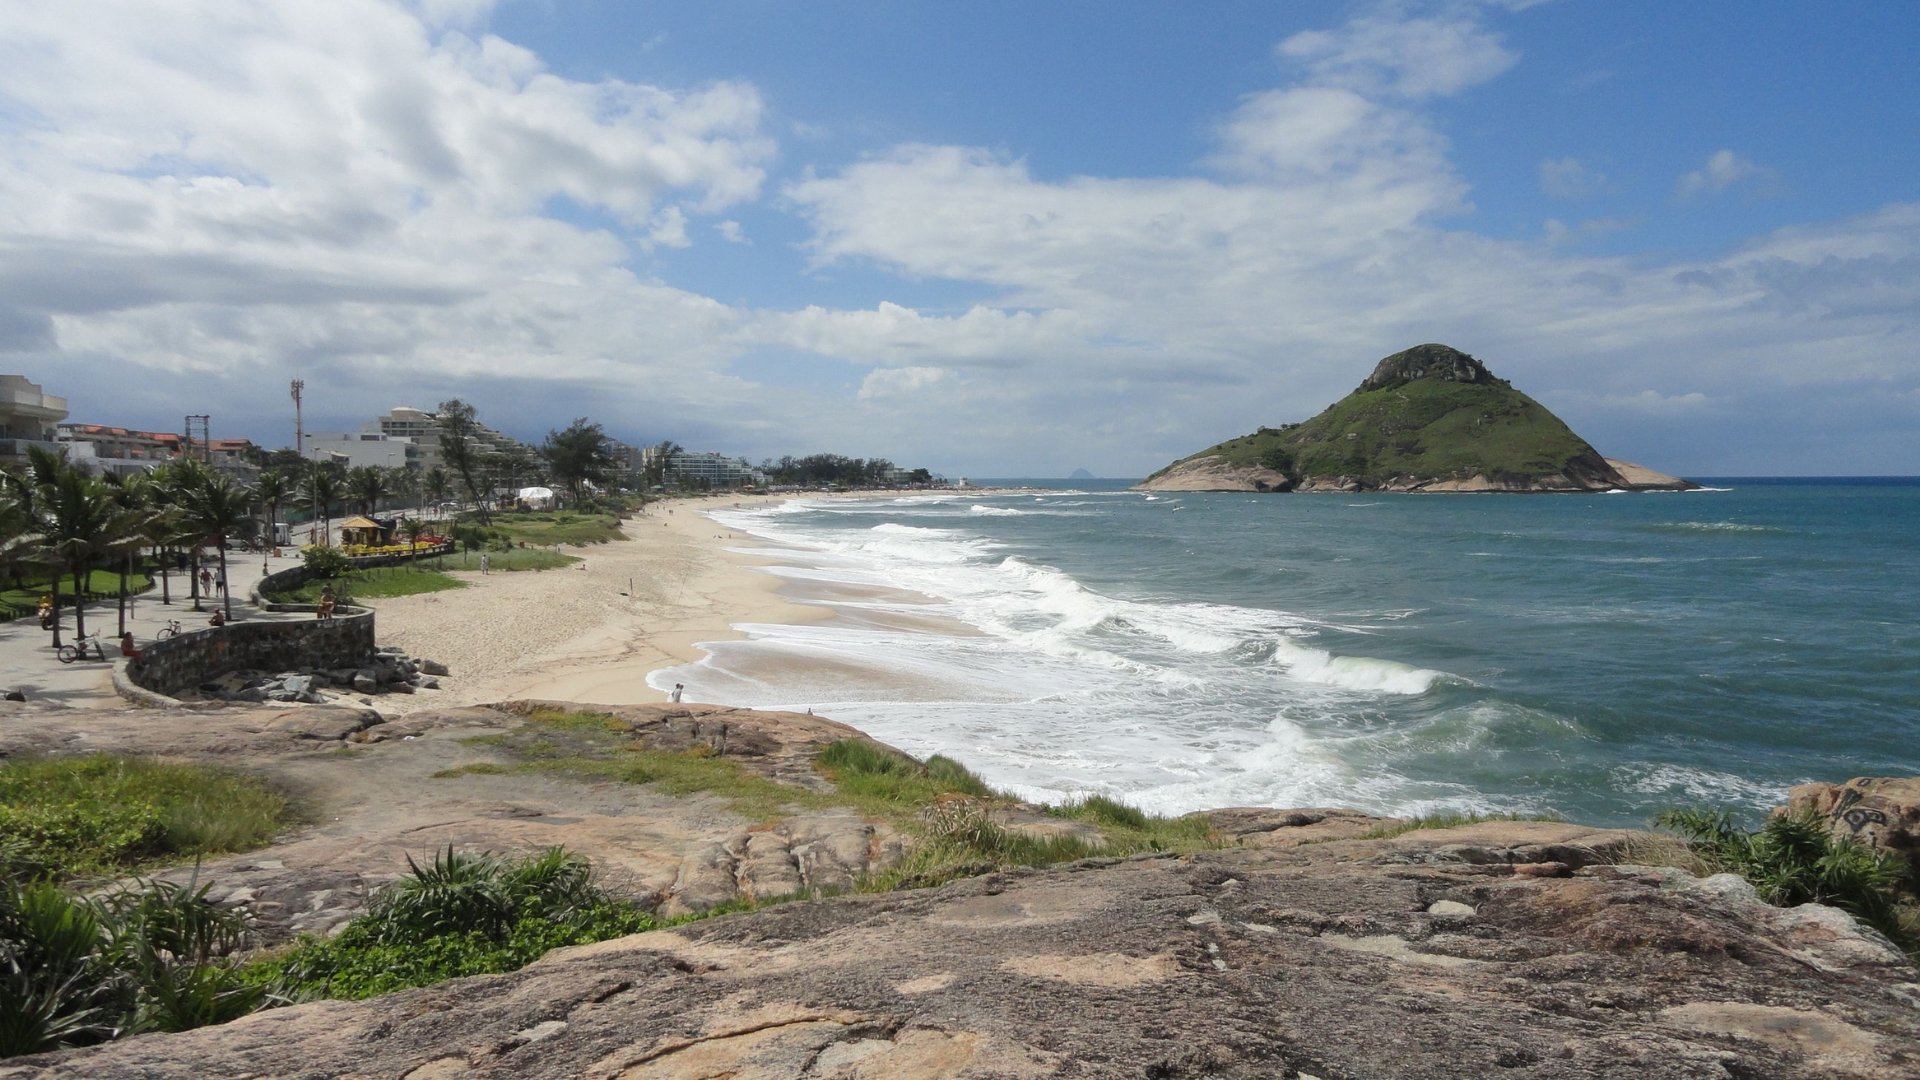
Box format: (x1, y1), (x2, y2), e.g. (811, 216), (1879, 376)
(670, 683), (684, 703)
(479, 552), (491, 575)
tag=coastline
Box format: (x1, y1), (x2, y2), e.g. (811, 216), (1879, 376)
(371, 490), (959, 710)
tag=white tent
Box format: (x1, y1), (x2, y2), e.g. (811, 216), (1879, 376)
(517, 486), (555, 509)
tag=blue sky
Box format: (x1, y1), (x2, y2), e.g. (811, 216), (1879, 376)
(3, 0), (1916, 476)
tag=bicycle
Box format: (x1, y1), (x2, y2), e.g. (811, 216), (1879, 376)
(155, 619), (185, 640)
(56, 632), (110, 664)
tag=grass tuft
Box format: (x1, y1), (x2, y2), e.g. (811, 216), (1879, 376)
(0, 756), (292, 881)
(1358, 810), (1565, 841)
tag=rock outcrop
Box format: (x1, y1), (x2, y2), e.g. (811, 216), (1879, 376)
(1139, 344), (1700, 494)
(14, 815), (1918, 1080)
(1784, 776), (1920, 876)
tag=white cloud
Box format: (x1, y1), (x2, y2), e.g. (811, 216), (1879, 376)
(1276, 12), (1517, 99)
(1677, 149), (1771, 198)
(1539, 156), (1606, 199)
(857, 365), (954, 401)
(716, 219), (748, 243)
(1552, 389), (1713, 416)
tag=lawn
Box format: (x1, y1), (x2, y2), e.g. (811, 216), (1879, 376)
(0, 569), (153, 612)
(265, 564), (465, 604)
(469, 511), (626, 547)
(417, 548), (578, 572)
(0, 755), (293, 880)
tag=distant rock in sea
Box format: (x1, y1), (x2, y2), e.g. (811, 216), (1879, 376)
(1068, 467), (1095, 480)
(1139, 343), (1698, 493)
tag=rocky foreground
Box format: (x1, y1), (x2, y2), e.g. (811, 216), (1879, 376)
(3, 700), (1917, 1078)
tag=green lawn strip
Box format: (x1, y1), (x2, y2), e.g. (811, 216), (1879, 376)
(1, 569), (154, 609)
(0, 756), (292, 881)
(415, 548), (579, 572)
(461, 511), (626, 547)
(265, 564), (465, 604)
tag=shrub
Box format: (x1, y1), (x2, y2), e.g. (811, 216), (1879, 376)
(251, 846), (652, 1002)
(299, 545), (351, 579)
(0, 870), (266, 1059)
(1655, 806), (1918, 957)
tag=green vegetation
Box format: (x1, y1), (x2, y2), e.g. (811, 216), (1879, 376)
(244, 847), (653, 1001)
(0, 570), (151, 610)
(1144, 344), (1614, 487)
(1655, 807), (1919, 958)
(453, 710), (1220, 895)
(0, 757), (291, 881)
(417, 548), (578, 572)
(1357, 809), (1566, 841)
(266, 564), (464, 604)
(461, 511), (625, 547)
(0, 871), (271, 1058)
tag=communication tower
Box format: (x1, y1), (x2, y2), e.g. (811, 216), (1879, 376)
(183, 415), (210, 462)
(291, 379), (306, 456)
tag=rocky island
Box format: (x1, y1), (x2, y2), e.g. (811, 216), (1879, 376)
(1138, 344), (1699, 493)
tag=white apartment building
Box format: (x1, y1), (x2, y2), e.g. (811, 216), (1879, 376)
(304, 431), (421, 471)
(364, 406), (532, 471)
(642, 447), (764, 487)
(1, 376), (69, 467)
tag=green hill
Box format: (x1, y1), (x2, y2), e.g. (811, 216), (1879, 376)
(1141, 344), (1666, 493)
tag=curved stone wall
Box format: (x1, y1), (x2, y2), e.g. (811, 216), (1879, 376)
(121, 607), (375, 700)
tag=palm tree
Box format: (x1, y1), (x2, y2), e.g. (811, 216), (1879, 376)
(400, 517), (428, 548)
(256, 468), (292, 550)
(347, 466), (391, 517)
(0, 492), (46, 598)
(178, 474), (256, 622)
(423, 467), (452, 520)
(301, 467), (345, 546)
(97, 472), (160, 637)
(155, 459), (215, 610)
(34, 464), (140, 647)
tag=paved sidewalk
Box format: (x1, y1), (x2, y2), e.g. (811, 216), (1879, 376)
(0, 550), (310, 707)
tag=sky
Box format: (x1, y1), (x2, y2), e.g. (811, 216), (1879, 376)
(3, 0), (1916, 477)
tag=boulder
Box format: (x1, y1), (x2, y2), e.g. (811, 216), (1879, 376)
(1783, 776), (1920, 873)
(3, 689), (25, 702)
(419, 658), (450, 676)
(351, 672), (380, 695)
(282, 675), (312, 695)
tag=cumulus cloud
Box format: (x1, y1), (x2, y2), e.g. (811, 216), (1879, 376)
(716, 219), (749, 243)
(1276, 11), (1517, 99)
(1539, 156), (1606, 199)
(1677, 149), (1771, 197)
(857, 365), (954, 401)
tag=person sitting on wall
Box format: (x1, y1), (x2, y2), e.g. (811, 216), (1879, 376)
(119, 631), (141, 659)
(317, 586), (337, 622)
(209, 609), (227, 628)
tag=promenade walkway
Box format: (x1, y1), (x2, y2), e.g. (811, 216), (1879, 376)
(0, 551), (309, 707)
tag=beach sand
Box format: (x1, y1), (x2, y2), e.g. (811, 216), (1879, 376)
(371, 492), (954, 711)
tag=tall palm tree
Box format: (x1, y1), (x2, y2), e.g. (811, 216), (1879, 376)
(34, 464), (140, 647)
(0, 492), (46, 598)
(347, 466), (391, 517)
(96, 472), (159, 637)
(178, 474), (256, 622)
(155, 459), (215, 609)
(256, 468), (292, 550)
(423, 467), (452, 520)
(301, 466), (345, 546)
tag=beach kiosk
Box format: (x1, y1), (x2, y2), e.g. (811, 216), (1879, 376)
(336, 515), (385, 548)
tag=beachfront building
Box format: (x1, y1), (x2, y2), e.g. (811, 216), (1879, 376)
(644, 447), (765, 488)
(304, 431), (421, 471)
(0, 376), (69, 468)
(363, 406), (533, 472)
(55, 423), (181, 474)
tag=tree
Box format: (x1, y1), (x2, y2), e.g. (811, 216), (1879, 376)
(400, 517), (428, 548)
(347, 466), (392, 517)
(155, 459), (217, 611)
(177, 473), (256, 621)
(422, 466), (452, 518)
(256, 469), (292, 549)
(436, 399), (490, 525)
(643, 440), (683, 491)
(541, 419), (618, 506)
(301, 466), (346, 547)
(34, 460), (140, 647)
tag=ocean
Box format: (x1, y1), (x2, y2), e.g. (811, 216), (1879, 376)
(655, 478), (1920, 828)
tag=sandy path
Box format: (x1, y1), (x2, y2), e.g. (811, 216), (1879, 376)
(372, 497), (828, 710)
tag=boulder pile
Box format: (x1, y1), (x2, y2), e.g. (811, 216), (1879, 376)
(195, 646), (451, 704)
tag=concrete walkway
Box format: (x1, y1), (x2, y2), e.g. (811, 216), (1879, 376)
(0, 550), (310, 708)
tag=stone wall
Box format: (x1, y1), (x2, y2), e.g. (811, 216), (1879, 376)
(123, 608), (375, 698)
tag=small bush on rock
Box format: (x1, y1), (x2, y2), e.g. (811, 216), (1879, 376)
(248, 846), (652, 1001)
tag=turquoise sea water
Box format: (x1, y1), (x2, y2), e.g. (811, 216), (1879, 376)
(664, 479), (1919, 827)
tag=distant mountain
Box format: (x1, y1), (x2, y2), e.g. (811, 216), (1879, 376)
(1068, 468), (1095, 480)
(1138, 344), (1696, 493)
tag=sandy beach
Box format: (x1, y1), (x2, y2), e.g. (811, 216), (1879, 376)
(371, 491), (955, 711)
